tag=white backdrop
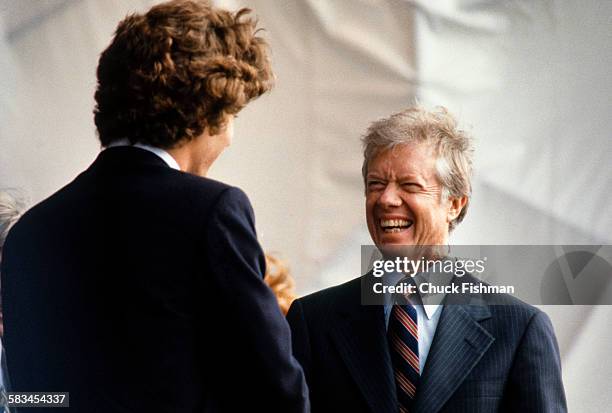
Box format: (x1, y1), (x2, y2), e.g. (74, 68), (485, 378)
(1, 0), (611, 410)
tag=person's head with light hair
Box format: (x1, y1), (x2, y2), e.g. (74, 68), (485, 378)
(0, 190), (27, 337)
(0, 191), (26, 256)
(362, 105), (473, 251)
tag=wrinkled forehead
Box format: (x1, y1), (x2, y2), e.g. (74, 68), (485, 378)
(366, 142), (439, 176)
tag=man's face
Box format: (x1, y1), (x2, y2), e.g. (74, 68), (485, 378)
(365, 143), (453, 250)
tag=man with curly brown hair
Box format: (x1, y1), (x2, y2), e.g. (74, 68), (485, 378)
(0, 1), (309, 412)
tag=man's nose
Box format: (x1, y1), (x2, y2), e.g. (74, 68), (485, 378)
(378, 183), (402, 207)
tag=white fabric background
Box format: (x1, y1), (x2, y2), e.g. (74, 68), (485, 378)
(1, 0), (611, 410)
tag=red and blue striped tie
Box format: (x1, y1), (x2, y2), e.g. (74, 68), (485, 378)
(388, 302), (419, 413)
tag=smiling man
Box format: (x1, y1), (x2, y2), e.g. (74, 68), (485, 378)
(287, 106), (566, 412)
(365, 141), (466, 256)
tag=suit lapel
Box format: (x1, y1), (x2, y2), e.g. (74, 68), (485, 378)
(411, 303), (494, 413)
(329, 304), (398, 413)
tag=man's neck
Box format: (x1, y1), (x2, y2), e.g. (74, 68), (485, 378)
(167, 131), (227, 177)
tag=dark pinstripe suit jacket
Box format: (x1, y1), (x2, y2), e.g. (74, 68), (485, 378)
(287, 274), (567, 412)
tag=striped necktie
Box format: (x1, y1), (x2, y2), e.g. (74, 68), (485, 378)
(388, 300), (419, 412)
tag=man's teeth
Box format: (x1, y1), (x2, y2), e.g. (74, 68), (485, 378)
(380, 219), (409, 227)
(380, 219), (412, 232)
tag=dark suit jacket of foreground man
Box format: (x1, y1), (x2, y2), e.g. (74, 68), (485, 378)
(287, 273), (566, 413)
(1, 147), (309, 412)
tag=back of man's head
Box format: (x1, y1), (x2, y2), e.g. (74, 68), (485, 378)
(94, 0), (274, 149)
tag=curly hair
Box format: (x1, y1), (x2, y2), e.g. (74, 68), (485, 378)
(0, 190), (26, 254)
(94, 0), (274, 148)
(263, 254), (297, 316)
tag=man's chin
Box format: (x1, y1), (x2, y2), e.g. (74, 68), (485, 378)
(377, 241), (447, 260)
(378, 242), (416, 260)
(376, 230), (415, 245)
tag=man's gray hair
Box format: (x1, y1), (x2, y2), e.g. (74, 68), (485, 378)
(0, 190), (27, 251)
(361, 105), (474, 231)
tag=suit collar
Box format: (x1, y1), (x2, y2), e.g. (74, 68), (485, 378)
(105, 140), (181, 170)
(329, 278), (398, 413)
(411, 276), (494, 413)
(89, 146), (175, 172)
(328, 271), (496, 413)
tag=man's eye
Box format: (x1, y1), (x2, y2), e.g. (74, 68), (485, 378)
(367, 181), (385, 189)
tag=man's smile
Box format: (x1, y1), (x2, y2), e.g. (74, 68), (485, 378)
(380, 218), (414, 233)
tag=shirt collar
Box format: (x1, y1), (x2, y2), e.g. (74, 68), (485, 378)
(383, 271), (443, 320)
(106, 139), (181, 171)
(422, 304), (442, 319)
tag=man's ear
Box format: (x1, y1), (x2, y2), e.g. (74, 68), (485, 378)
(447, 196), (468, 222)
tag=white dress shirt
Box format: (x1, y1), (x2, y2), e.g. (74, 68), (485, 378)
(106, 139), (181, 171)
